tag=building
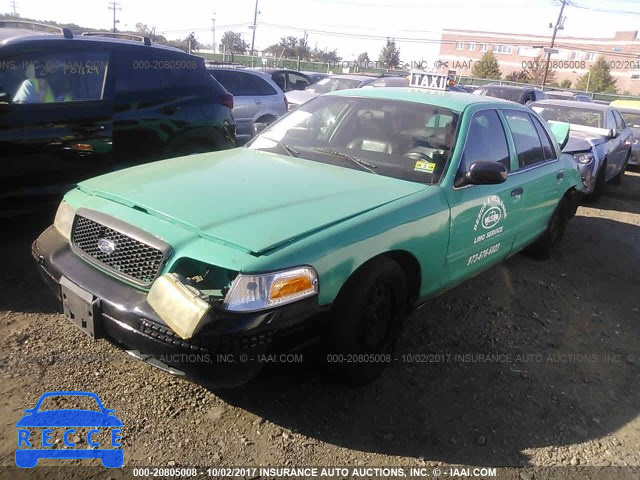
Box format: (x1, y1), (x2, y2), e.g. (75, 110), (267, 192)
(439, 29), (640, 95)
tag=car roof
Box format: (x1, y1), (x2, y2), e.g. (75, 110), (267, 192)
(329, 86), (516, 113)
(208, 67), (271, 78)
(531, 99), (611, 111)
(617, 107), (640, 114)
(1, 29), (184, 52)
(483, 84), (537, 92)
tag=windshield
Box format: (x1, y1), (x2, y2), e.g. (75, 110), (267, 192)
(247, 95), (460, 184)
(479, 87), (523, 103)
(531, 104), (605, 128)
(620, 111), (640, 128)
(307, 77), (363, 94)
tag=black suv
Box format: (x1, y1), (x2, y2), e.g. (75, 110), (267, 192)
(0, 21), (236, 213)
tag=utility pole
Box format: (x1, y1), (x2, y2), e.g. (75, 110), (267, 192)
(9, 0), (18, 16)
(541, 0), (566, 87)
(212, 12), (216, 53)
(108, 2), (121, 33)
(250, 0), (259, 57)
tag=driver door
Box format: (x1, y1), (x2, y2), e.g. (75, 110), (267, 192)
(442, 109), (524, 286)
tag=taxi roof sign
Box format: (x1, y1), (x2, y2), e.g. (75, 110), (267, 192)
(409, 71), (449, 91)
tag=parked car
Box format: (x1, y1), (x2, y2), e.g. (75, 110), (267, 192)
(300, 71), (330, 85)
(285, 74), (408, 111)
(0, 21), (236, 215)
(545, 90), (592, 102)
(473, 84), (548, 105)
(252, 68), (314, 92)
(531, 100), (632, 197)
(616, 107), (640, 166)
(33, 73), (583, 387)
(208, 67), (287, 143)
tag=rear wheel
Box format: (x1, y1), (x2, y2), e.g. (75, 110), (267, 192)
(525, 196), (569, 260)
(325, 257), (408, 384)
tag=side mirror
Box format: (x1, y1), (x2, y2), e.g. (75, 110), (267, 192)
(458, 161), (508, 187)
(547, 121), (571, 150)
(609, 128), (619, 139)
(252, 122), (267, 137)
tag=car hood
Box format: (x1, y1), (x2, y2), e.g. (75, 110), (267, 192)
(285, 90), (319, 106)
(563, 129), (608, 153)
(78, 149), (426, 255)
(16, 410), (123, 427)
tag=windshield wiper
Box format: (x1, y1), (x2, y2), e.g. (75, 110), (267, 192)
(279, 142), (300, 157)
(311, 148), (378, 174)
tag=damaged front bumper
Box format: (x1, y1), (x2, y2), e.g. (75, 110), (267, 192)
(32, 226), (328, 387)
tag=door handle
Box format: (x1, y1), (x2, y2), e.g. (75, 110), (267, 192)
(255, 98), (262, 105)
(557, 171), (565, 180)
(511, 187), (524, 196)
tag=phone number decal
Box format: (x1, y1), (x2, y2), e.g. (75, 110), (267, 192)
(467, 243), (501, 266)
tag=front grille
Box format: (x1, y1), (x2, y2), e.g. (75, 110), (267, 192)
(72, 215), (166, 285)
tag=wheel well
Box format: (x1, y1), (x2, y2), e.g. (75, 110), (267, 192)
(383, 251), (421, 308)
(256, 115), (276, 124)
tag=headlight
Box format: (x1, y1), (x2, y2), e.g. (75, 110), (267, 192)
(224, 266), (318, 312)
(573, 153), (594, 165)
(53, 200), (76, 240)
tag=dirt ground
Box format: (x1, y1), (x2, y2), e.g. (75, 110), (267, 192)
(1, 170), (639, 479)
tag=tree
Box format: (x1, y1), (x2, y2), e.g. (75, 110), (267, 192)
(219, 31), (248, 54)
(135, 23), (168, 43)
(185, 32), (199, 51)
(506, 70), (528, 82)
(560, 79), (572, 88)
(379, 38), (400, 69)
(311, 48), (341, 63)
(523, 54), (557, 85)
(264, 36), (311, 59)
(575, 56), (617, 93)
(472, 51), (501, 80)
(357, 52), (370, 64)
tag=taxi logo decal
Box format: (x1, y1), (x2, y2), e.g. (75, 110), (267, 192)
(474, 195), (508, 232)
(481, 207), (502, 230)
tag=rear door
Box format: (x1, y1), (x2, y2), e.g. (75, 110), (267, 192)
(0, 45), (112, 204)
(501, 109), (563, 251)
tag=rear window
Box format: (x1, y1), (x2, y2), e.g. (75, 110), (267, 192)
(210, 70), (277, 96)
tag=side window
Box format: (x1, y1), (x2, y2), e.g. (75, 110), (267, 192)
(605, 110), (616, 130)
(504, 110), (546, 168)
(1, 50), (109, 104)
(250, 76), (278, 95)
(212, 71), (277, 96)
(530, 114), (557, 161)
(459, 110), (510, 173)
(287, 72), (310, 91)
(115, 51), (172, 94)
(270, 72), (286, 92)
(612, 110), (626, 130)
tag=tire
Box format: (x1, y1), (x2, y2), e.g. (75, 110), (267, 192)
(324, 257), (408, 384)
(525, 196), (569, 260)
(610, 151), (630, 185)
(589, 160), (607, 200)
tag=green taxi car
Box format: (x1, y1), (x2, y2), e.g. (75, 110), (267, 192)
(33, 73), (583, 386)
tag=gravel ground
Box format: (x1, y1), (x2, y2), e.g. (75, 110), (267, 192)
(1, 170), (639, 479)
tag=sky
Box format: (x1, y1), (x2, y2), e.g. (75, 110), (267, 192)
(6, 0), (640, 61)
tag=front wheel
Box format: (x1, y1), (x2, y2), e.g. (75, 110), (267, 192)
(324, 257), (408, 384)
(610, 152), (630, 185)
(525, 196), (569, 260)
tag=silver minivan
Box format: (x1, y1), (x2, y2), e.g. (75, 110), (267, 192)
(208, 67), (288, 143)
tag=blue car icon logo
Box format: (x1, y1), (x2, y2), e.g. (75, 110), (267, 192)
(15, 391), (123, 468)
